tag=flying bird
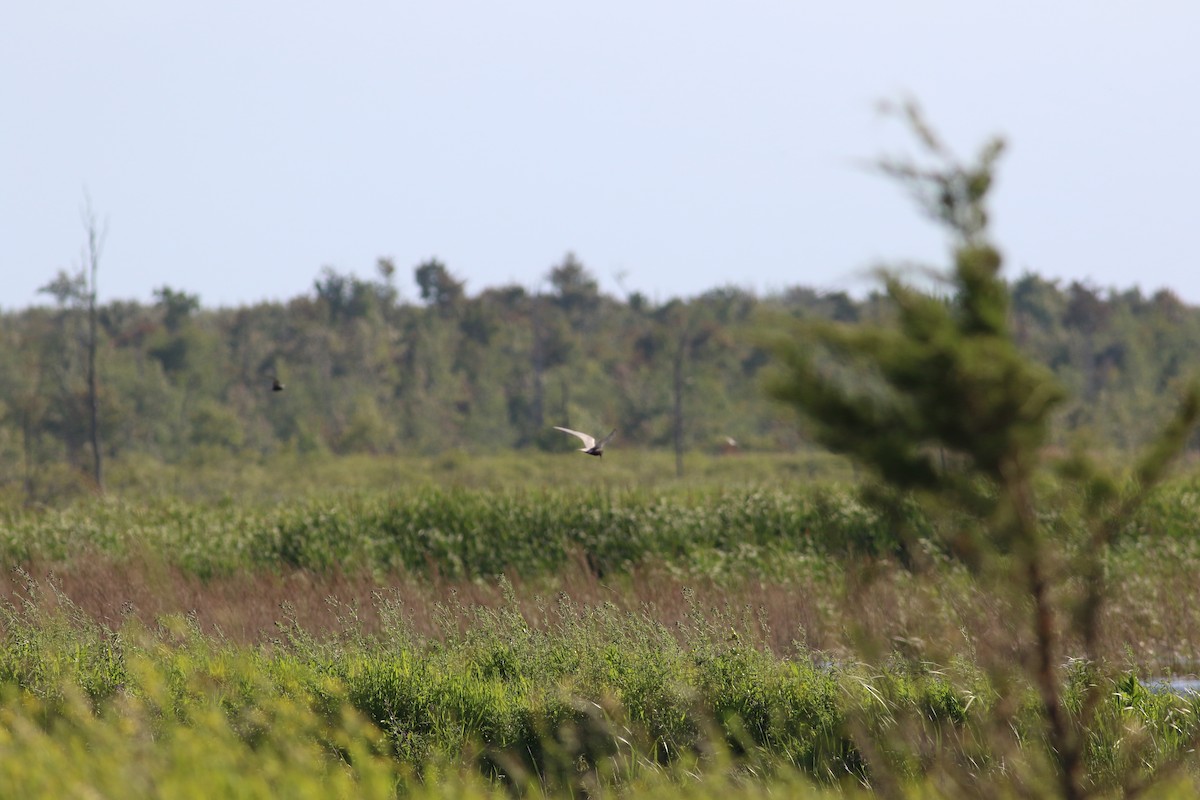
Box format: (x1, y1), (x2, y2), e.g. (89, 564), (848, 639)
(553, 426), (616, 457)
(271, 378), (285, 392)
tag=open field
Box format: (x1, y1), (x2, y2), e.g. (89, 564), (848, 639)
(5, 455), (1200, 796)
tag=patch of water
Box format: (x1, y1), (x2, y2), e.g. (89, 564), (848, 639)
(1148, 677), (1200, 695)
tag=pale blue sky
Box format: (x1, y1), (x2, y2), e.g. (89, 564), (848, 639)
(3, 2), (1198, 309)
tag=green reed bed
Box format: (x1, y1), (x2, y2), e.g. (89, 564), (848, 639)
(0, 484), (913, 580)
(6, 474), (1200, 582)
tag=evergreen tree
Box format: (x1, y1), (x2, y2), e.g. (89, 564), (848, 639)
(767, 105), (1200, 799)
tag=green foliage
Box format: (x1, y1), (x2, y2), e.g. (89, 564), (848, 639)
(766, 103), (1200, 798)
(5, 473), (1200, 795)
(10, 472), (1200, 589)
(768, 144), (1064, 511)
(188, 400), (245, 452)
(0, 482), (918, 580)
(5, 572), (1200, 797)
(8, 214), (1200, 503)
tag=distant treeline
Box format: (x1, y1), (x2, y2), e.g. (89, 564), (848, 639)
(1, 253), (1196, 495)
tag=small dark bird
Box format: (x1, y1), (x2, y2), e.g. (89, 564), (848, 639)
(272, 378), (285, 392)
(553, 426), (616, 457)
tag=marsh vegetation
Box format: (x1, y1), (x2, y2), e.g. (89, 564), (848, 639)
(5, 113), (1200, 798)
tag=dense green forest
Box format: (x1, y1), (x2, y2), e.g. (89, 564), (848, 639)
(1, 251), (1197, 500)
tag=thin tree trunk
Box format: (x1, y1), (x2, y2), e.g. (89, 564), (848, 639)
(84, 202), (104, 492)
(560, 375), (570, 427)
(531, 297), (545, 432)
(673, 342), (685, 478)
(1010, 468), (1081, 800)
(22, 409), (35, 503)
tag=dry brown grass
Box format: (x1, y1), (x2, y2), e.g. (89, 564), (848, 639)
(0, 556), (1016, 664)
(0, 553), (827, 652)
(3, 548), (1197, 675)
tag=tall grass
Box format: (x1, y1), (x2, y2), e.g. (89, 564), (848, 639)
(7, 468), (1200, 794)
(0, 484), (910, 580)
(6, 474), (1200, 582)
(8, 449), (856, 506)
(3, 573), (1200, 797)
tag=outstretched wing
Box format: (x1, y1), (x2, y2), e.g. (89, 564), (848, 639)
(596, 429), (617, 450)
(553, 426), (596, 449)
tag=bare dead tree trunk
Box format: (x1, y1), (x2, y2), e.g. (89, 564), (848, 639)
(673, 338), (685, 478)
(559, 374), (570, 428)
(530, 295), (546, 433)
(22, 407), (36, 502)
(82, 196), (106, 493)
